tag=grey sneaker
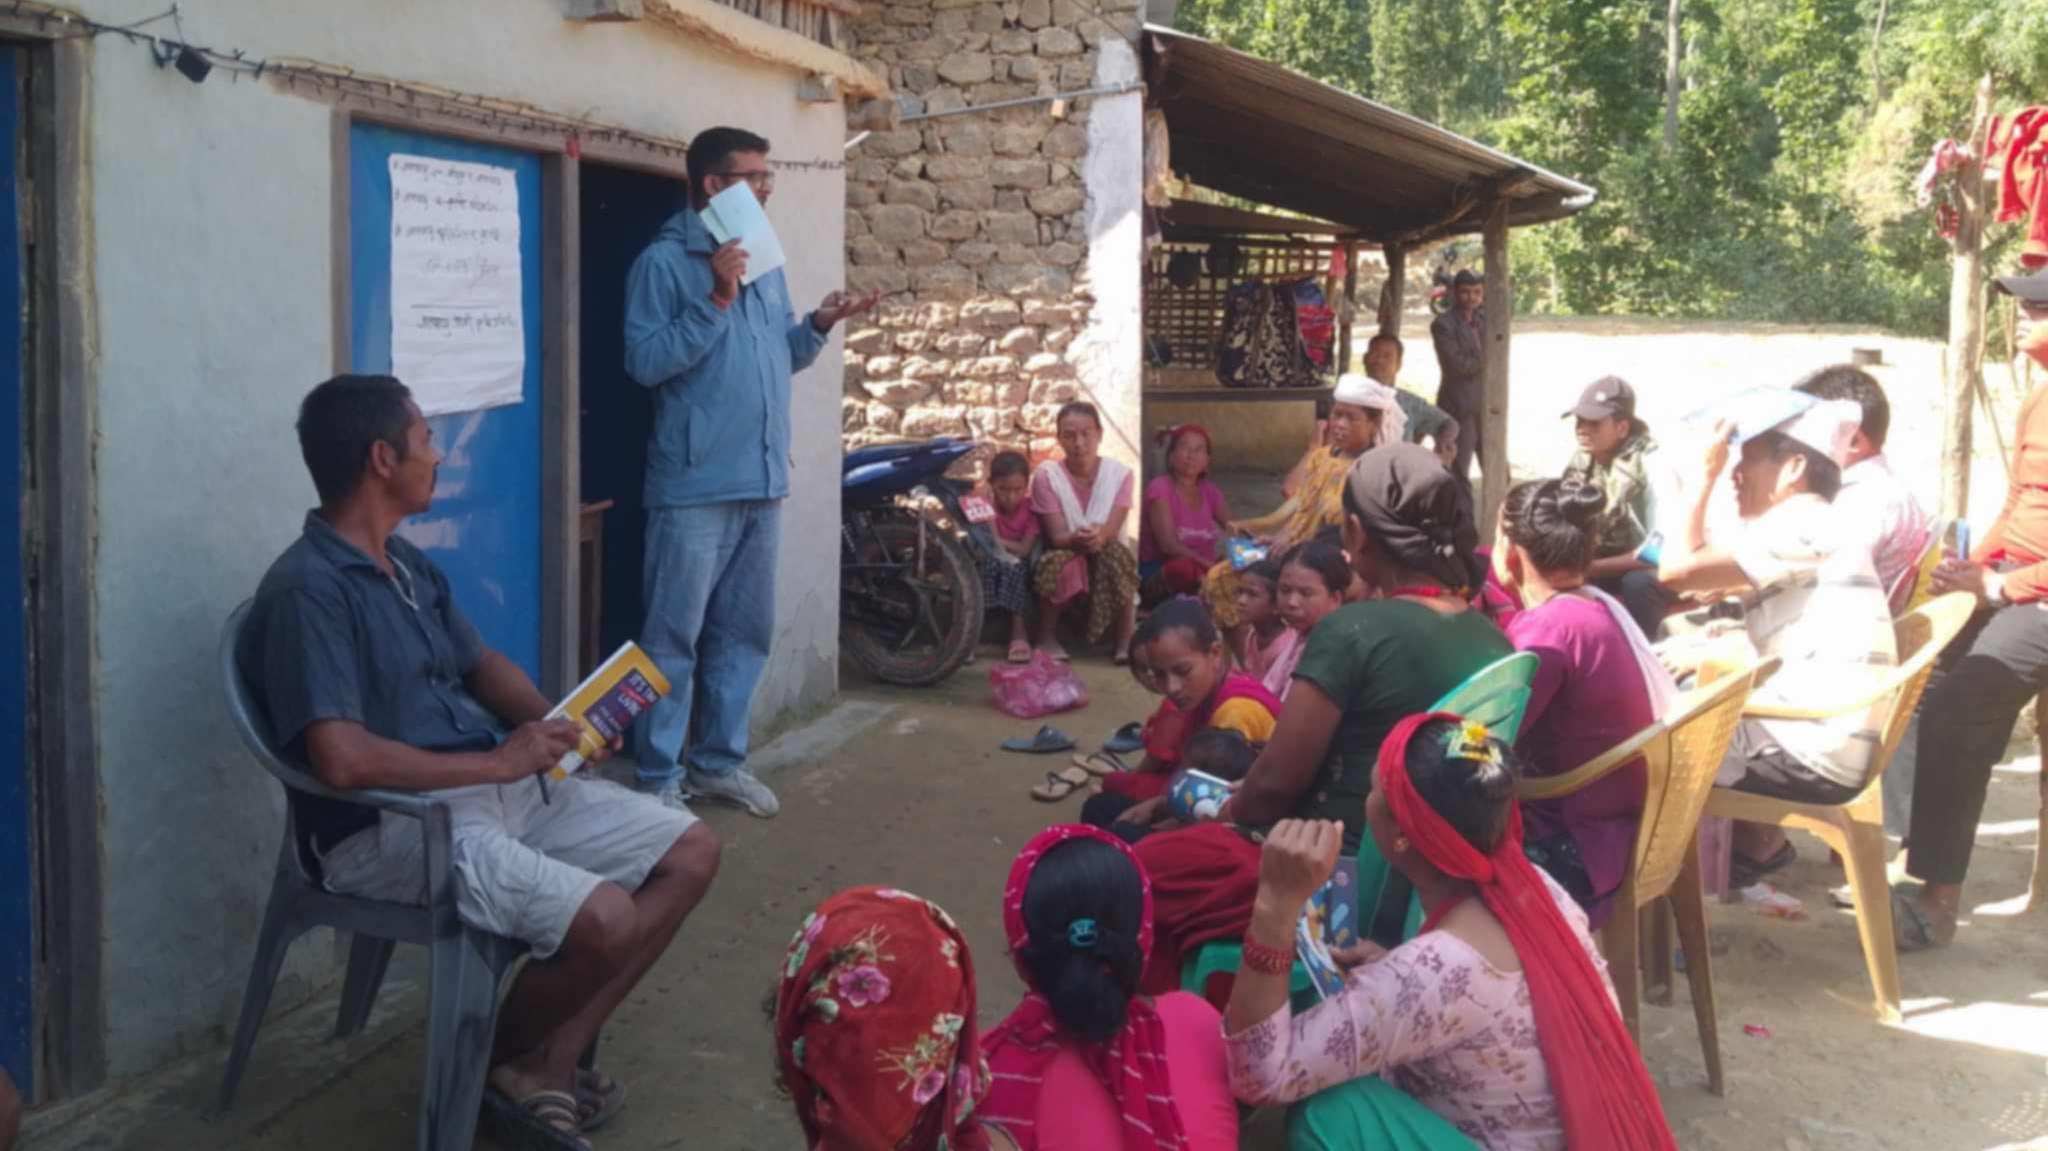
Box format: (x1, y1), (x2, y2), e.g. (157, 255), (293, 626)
(683, 767), (780, 818)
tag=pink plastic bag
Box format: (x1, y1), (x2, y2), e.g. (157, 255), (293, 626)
(989, 652), (1090, 718)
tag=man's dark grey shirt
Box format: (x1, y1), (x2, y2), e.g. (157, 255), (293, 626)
(238, 511), (506, 849)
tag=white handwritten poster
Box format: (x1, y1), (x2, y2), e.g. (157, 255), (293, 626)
(388, 154), (525, 416)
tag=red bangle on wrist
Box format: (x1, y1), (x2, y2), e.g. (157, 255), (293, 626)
(1242, 934), (1292, 976)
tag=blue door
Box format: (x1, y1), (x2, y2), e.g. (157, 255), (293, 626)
(0, 46), (33, 1096)
(349, 125), (544, 678)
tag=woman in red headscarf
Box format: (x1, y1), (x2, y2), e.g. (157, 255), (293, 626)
(773, 887), (1016, 1151)
(1220, 715), (1677, 1151)
(980, 825), (1239, 1151)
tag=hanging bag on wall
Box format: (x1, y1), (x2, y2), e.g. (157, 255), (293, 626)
(1216, 281), (1306, 389)
(1291, 279), (1335, 371)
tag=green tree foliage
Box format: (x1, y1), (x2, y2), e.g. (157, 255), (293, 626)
(1172, 0), (1373, 96)
(1367, 0), (1504, 134)
(1172, 0), (2048, 335)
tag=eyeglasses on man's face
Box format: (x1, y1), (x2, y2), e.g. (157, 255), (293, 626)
(718, 167), (775, 193)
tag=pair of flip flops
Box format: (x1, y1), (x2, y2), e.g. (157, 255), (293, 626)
(1031, 748), (1136, 802)
(1002, 722), (1140, 756)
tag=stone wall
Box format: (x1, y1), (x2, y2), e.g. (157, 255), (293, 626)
(842, 0), (1143, 460)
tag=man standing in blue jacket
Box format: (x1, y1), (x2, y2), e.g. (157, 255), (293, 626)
(624, 127), (877, 817)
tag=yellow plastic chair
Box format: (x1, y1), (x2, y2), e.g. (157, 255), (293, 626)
(1517, 654), (1775, 1096)
(1702, 592), (1977, 1024)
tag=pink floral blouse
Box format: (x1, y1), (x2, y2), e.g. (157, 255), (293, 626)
(1224, 875), (1611, 1151)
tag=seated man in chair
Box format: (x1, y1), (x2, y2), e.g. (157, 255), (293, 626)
(1656, 396), (1897, 886)
(240, 374), (720, 1146)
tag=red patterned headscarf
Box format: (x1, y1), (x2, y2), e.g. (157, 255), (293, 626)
(774, 887), (992, 1151)
(1156, 423), (1213, 478)
(1376, 714), (1678, 1151)
(980, 824), (1189, 1151)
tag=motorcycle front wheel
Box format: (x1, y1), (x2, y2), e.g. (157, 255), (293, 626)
(841, 510), (986, 686)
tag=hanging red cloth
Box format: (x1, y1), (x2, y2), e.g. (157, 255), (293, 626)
(1132, 822), (1263, 994)
(1994, 106), (2048, 268)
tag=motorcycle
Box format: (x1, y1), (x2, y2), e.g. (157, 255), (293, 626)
(840, 437), (990, 686)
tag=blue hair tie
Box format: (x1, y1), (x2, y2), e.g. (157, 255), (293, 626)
(1066, 918), (1099, 949)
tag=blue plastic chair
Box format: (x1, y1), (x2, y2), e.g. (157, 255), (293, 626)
(215, 600), (538, 1151)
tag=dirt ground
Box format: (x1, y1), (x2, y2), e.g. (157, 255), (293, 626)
(27, 320), (2048, 1150)
(39, 661), (2045, 1151)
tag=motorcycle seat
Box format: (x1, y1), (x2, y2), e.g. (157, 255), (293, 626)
(843, 437), (969, 472)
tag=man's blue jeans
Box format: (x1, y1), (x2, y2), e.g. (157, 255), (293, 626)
(634, 500), (779, 789)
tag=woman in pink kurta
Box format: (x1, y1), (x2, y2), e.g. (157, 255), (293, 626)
(1221, 717), (1673, 1151)
(1141, 424), (1231, 599)
(1227, 872), (1604, 1150)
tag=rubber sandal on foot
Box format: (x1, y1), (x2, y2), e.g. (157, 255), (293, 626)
(575, 1067), (626, 1133)
(1729, 841), (1797, 889)
(1890, 886), (1953, 952)
(482, 1086), (593, 1151)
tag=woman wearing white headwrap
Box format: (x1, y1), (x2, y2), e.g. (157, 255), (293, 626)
(1331, 373), (1408, 449)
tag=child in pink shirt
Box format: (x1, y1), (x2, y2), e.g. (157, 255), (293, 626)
(984, 451), (1042, 662)
(1231, 559), (1294, 683)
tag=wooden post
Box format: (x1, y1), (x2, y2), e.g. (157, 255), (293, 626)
(1942, 74), (1995, 521)
(1479, 199), (1512, 539)
(1379, 241), (1406, 336)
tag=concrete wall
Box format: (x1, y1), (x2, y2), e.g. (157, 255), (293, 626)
(73, 0), (845, 1080)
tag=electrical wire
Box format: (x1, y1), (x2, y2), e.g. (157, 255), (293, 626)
(0, 0), (851, 169)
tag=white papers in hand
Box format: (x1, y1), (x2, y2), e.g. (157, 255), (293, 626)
(700, 182), (786, 286)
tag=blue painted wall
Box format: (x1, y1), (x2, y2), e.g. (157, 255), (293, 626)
(347, 124), (544, 679)
(0, 46), (33, 1095)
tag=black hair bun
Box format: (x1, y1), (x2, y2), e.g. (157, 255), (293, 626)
(1467, 750), (1519, 802)
(1555, 480), (1607, 529)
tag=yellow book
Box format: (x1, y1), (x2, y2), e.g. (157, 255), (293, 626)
(546, 642), (671, 780)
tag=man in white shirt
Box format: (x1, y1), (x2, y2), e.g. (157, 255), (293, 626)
(1793, 365), (1933, 611)
(1657, 395), (1897, 882)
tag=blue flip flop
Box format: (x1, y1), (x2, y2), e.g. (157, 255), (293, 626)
(1002, 725), (1076, 754)
(1104, 722), (1145, 755)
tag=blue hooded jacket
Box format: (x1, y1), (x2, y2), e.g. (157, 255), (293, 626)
(623, 206), (829, 507)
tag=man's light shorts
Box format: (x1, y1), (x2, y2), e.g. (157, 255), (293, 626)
(319, 775), (696, 959)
